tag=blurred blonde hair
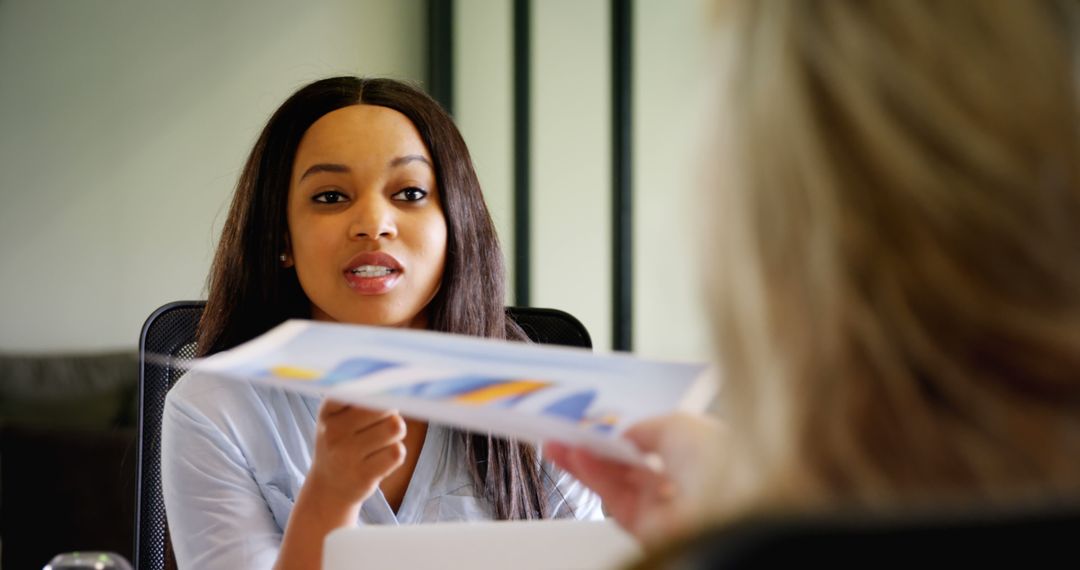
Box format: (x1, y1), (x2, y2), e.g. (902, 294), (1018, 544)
(707, 0), (1080, 515)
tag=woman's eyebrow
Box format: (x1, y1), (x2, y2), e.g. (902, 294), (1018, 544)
(299, 163), (350, 181)
(389, 154), (432, 168)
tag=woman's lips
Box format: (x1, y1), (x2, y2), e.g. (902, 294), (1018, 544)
(343, 251), (403, 295)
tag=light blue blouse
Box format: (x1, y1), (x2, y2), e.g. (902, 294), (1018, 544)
(161, 370), (604, 569)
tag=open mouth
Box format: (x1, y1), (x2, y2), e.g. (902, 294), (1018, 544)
(350, 265), (398, 278)
(343, 251), (404, 294)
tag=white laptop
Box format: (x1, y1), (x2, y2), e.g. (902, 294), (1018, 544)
(323, 519), (642, 570)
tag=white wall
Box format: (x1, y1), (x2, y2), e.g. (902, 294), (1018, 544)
(531, 0), (613, 352)
(454, 0), (515, 302)
(633, 0), (714, 361)
(0, 0), (424, 351)
(452, 0), (713, 359)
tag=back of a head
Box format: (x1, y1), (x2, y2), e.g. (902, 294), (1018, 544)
(707, 0), (1080, 513)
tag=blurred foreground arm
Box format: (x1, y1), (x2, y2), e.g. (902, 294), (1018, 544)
(545, 413), (725, 546)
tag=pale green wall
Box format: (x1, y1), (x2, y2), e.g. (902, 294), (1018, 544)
(453, 0), (714, 359)
(532, 0), (614, 352)
(0, 0), (425, 351)
(454, 0), (515, 301)
(633, 0), (714, 360)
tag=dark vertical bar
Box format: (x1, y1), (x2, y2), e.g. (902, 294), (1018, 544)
(427, 0), (455, 114)
(612, 0), (633, 351)
(513, 0), (531, 307)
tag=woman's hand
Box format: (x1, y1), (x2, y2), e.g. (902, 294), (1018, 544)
(545, 413), (725, 546)
(306, 400), (408, 505)
(275, 400), (407, 570)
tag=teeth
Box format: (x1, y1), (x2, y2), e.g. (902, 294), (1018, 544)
(351, 265), (394, 278)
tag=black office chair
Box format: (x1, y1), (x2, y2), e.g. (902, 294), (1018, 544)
(134, 300), (592, 570)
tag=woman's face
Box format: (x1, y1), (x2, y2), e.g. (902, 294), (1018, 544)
(286, 104), (448, 328)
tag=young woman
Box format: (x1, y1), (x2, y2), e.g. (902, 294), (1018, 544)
(550, 0), (1080, 559)
(162, 77), (602, 569)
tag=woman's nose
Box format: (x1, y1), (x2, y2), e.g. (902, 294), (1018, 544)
(348, 193), (397, 240)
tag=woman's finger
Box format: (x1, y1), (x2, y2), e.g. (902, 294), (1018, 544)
(623, 414), (693, 452)
(364, 441), (407, 475)
(321, 406), (398, 441)
(347, 414), (407, 457)
(318, 399), (352, 418)
(565, 447), (639, 500)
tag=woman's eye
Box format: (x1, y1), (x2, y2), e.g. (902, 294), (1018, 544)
(392, 187), (428, 202)
(312, 190), (348, 204)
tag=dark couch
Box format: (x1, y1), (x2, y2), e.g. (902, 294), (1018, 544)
(0, 351), (138, 569)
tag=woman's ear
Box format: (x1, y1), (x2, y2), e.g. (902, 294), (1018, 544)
(280, 234), (294, 268)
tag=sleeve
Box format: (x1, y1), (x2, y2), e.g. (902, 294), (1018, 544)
(161, 387), (282, 570)
(542, 462), (606, 521)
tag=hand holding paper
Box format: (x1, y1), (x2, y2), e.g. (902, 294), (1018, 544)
(190, 320), (716, 465)
(546, 413), (727, 544)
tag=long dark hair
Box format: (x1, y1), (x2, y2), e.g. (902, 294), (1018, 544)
(199, 77), (553, 520)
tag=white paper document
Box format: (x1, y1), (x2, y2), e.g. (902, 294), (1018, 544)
(191, 320), (715, 465)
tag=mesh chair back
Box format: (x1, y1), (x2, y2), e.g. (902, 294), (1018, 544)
(506, 307), (592, 348)
(135, 301), (204, 570)
(135, 301), (591, 570)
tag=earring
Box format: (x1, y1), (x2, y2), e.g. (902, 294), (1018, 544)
(279, 253), (287, 262)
